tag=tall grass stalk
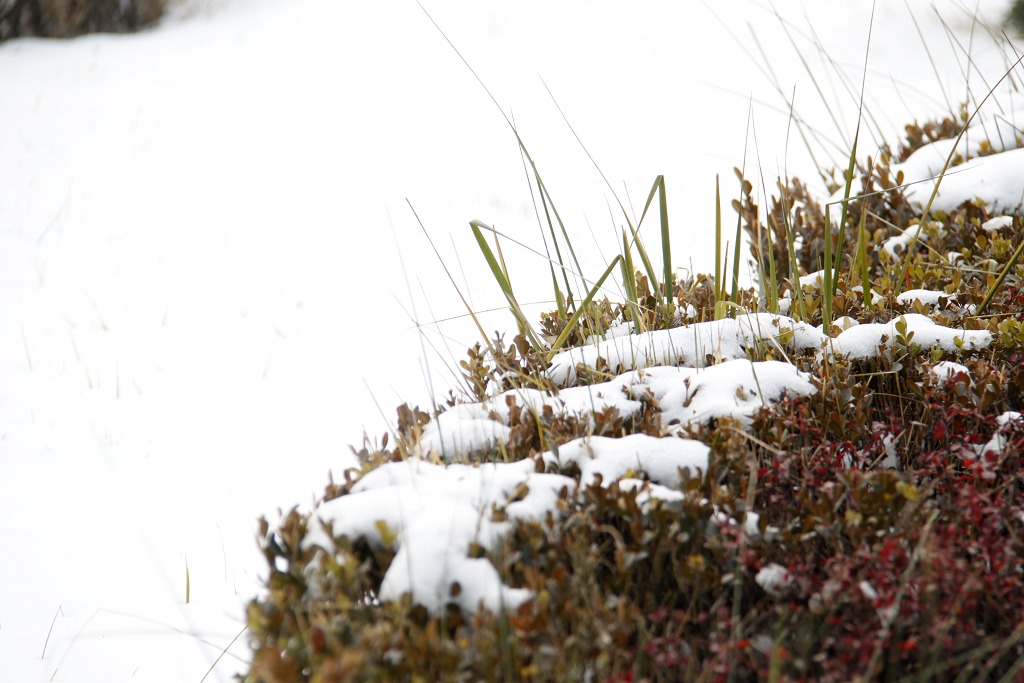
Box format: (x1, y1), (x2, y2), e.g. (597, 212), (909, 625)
(409, 202), (496, 358)
(779, 182), (808, 321)
(976, 237), (1024, 317)
(532, 162), (586, 307)
(545, 255), (623, 361)
(823, 204), (834, 329)
(620, 230), (645, 333)
(636, 175), (673, 311)
(714, 175), (724, 318)
(747, 121), (780, 315)
(470, 220), (545, 352)
(855, 211), (873, 311)
(543, 81), (673, 323)
(820, 1), (873, 326)
(765, 229), (779, 315)
(514, 128), (572, 323)
(729, 181), (745, 311)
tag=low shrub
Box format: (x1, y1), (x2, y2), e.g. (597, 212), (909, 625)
(242, 107), (1024, 679)
(241, 7), (1024, 680)
(0, 0), (166, 41)
(1011, 0), (1024, 34)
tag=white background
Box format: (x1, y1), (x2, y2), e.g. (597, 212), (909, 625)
(0, 0), (1016, 680)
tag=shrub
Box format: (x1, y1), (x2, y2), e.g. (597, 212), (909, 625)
(241, 125), (1024, 681)
(1011, 0), (1024, 34)
(241, 9), (1024, 681)
(0, 0), (166, 41)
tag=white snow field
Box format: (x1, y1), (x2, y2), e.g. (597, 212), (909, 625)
(0, 0), (1019, 680)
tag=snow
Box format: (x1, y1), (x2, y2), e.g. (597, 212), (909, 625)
(896, 289), (955, 306)
(977, 411), (1024, 467)
(848, 92), (1024, 216)
(488, 382), (642, 424)
(931, 360), (971, 386)
(617, 480), (763, 540)
(545, 433), (710, 489)
(982, 215), (1015, 232)
(1, 0), (1020, 679)
(618, 478), (686, 507)
(548, 309), (989, 382)
(419, 357), (818, 460)
(417, 380), (645, 461)
(356, 299), (996, 615)
(896, 94), (1024, 179)
(303, 458), (572, 614)
(419, 404), (513, 460)
(829, 314), (992, 360)
(799, 269), (826, 289)
(923, 148), (1024, 213)
(547, 313), (823, 385)
(349, 458), (568, 522)
(586, 320), (635, 345)
(882, 223), (933, 256)
(755, 563), (794, 598)
(626, 361), (817, 429)
(302, 432), (731, 614)
(851, 285), (885, 305)
(828, 316), (860, 333)
(710, 507), (763, 539)
(859, 580), (880, 601)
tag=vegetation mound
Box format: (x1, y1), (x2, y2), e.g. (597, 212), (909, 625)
(242, 101), (1024, 679)
(241, 13), (1024, 680)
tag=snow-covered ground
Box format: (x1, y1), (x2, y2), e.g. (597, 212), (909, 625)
(0, 0), (1017, 680)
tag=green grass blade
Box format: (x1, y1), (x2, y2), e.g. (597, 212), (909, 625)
(823, 204), (834, 329)
(630, 225), (661, 309)
(976, 237), (1024, 317)
(553, 278), (567, 321)
(716, 243), (731, 321)
(621, 229), (645, 333)
(658, 177), (673, 309)
(632, 176), (674, 311)
(659, 179), (675, 307)
(781, 188), (807, 321)
(541, 80), (667, 313)
(546, 255), (623, 361)
(715, 175), (723, 309)
(827, 1), (874, 300)
(621, 229), (636, 302)
(470, 220), (545, 352)
(767, 250), (778, 313)
(514, 129), (575, 326)
(730, 183), (744, 311)
(764, 197), (779, 313)
(534, 166), (585, 300)
(830, 106), (861, 301)
(535, 170), (576, 306)
(856, 211), (872, 311)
